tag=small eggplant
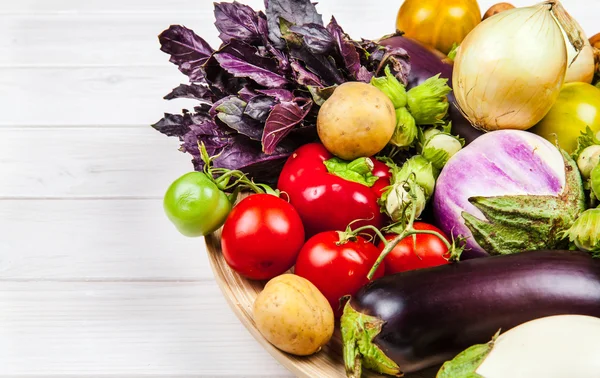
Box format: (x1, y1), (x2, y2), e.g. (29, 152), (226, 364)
(341, 250), (600, 377)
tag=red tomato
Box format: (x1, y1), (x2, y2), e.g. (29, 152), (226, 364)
(221, 194), (305, 280)
(371, 158), (392, 198)
(294, 231), (385, 317)
(378, 222), (450, 274)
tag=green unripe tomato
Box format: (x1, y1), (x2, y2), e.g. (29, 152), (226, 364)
(530, 83), (600, 154)
(163, 172), (232, 237)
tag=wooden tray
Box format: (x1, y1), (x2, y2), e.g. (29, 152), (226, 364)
(205, 230), (439, 378)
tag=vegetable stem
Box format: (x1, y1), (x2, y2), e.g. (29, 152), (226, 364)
(548, 0), (585, 64)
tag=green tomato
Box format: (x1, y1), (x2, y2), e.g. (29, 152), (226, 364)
(163, 172), (232, 237)
(530, 82), (600, 154)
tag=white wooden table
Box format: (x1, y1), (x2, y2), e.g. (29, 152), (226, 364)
(1, 0), (596, 376)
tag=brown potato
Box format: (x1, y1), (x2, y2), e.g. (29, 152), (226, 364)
(317, 82), (396, 160)
(253, 274), (334, 356)
(483, 3), (515, 20)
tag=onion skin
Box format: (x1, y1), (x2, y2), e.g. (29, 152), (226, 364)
(342, 250), (600, 376)
(453, 4), (569, 131)
(380, 36), (484, 144)
(433, 130), (585, 258)
(563, 19), (595, 84)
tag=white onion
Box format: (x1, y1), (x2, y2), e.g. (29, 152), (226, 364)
(453, 1), (584, 131)
(562, 18), (595, 84)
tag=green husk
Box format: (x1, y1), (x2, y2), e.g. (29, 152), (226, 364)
(370, 66), (407, 109)
(406, 74), (452, 125)
(390, 107), (418, 148)
(436, 332), (499, 378)
(341, 302), (401, 378)
(564, 208), (600, 254)
(462, 150), (586, 255)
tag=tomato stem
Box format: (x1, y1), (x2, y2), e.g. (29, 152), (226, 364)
(349, 225), (388, 245)
(366, 181), (464, 279)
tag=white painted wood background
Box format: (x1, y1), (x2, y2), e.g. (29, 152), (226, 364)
(0, 0), (596, 376)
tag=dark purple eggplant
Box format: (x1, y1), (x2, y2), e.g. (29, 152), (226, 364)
(380, 36), (484, 145)
(341, 250), (600, 377)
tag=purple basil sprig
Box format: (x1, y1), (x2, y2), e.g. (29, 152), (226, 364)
(152, 0), (410, 184)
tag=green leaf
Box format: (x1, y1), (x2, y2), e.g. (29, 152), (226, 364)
(437, 332), (496, 378)
(447, 43), (460, 61)
(572, 126), (600, 160)
(462, 150), (586, 255)
(307, 85), (337, 106)
(324, 157), (379, 187)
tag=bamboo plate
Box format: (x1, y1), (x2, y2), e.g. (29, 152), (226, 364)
(205, 229), (439, 378)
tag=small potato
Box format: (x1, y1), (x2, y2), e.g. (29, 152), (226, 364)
(253, 274), (334, 356)
(483, 3), (515, 20)
(317, 82), (396, 160)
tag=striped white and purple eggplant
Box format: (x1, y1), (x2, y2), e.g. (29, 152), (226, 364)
(433, 130), (585, 258)
(341, 250), (600, 377)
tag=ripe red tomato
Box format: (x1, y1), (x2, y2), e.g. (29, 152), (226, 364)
(294, 231), (385, 317)
(378, 222), (450, 274)
(221, 194), (305, 280)
(371, 158), (392, 198)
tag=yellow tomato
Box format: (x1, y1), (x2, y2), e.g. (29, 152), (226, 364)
(530, 83), (600, 154)
(396, 0), (481, 54)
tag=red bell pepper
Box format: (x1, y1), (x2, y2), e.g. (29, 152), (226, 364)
(277, 143), (390, 237)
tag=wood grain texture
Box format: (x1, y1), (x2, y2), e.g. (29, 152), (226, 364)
(0, 200), (207, 280)
(0, 67), (196, 126)
(0, 281), (291, 376)
(0, 128), (192, 197)
(205, 231), (440, 378)
(1, 0), (597, 377)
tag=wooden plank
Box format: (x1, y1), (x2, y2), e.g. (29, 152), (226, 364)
(0, 128), (193, 198)
(0, 3), (401, 67)
(0, 281), (292, 377)
(0, 0), (261, 14)
(0, 67), (199, 126)
(0, 15), (216, 66)
(0, 199), (210, 280)
(1, 1), (598, 68)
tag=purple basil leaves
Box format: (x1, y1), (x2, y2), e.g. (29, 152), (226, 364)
(214, 1), (262, 43)
(154, 0), (411, 184)
(159, 25), (214, 83)
(263, 98), (313, 154)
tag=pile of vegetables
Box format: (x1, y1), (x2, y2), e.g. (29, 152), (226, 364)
(153, 0), (600, 377)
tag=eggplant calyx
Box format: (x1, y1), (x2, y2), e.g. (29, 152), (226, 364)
(341, 301), (402, 378)
(462, 149), (585, 255)
(436, 331), (498, 378)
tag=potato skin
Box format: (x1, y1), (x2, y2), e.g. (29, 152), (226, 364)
(317, 82), (396, 160)
(253, 274), (334, 356)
